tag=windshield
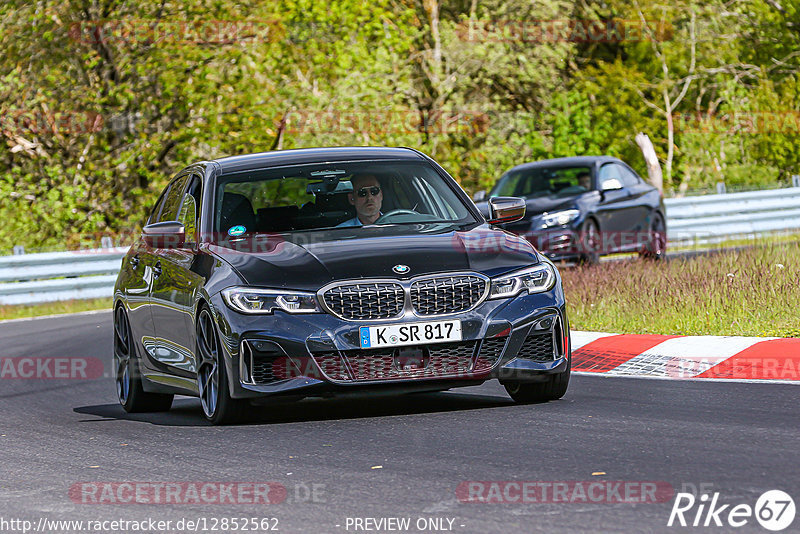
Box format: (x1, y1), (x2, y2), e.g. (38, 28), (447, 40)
(213, 160), (475, 236)
(491, 166), (593, 198)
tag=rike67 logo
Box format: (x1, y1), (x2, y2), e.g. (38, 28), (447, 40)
(668, 490), (795, 531)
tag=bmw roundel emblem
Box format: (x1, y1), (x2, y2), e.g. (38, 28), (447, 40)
(393, 264), (410, 275)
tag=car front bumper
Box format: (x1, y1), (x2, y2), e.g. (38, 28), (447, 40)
(208, 285), (570, 400)
(519, 227), (585, 261)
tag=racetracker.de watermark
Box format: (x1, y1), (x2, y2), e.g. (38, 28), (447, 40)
(666, 356), (800, 380)
(456, 19), (674, 43)
(0, 109), (104, 136)
(68, 482), (326, 505)
(68, 20), (279, 46)
(519, 230), (665, 256)
(0, 357), (104, 380)
(281, 109), (490, 136)
(675, 111), (800, 135)
(456, 481), (674, 503)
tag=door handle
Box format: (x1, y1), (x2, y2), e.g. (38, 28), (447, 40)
(130, 255), (140, 269)
(153, 261), (162, 277)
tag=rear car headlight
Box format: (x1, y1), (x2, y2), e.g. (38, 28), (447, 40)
(489, 263), (556, 299)
(222, 287), (322, 314)
(541, 209), (579, 228)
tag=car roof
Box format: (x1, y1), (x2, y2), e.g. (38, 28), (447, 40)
(506, 155), (622, 173)
(210, 146), (426, 174)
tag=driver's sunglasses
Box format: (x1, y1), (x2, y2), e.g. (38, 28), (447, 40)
(357, 186), (381, 198)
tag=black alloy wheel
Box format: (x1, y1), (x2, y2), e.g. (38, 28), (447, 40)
(114, 306), (173, 413)
(196, 306), (246, 424)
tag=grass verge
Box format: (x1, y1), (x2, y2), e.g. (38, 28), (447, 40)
(562, 240), (800, 338)
(0, 298), (112, 321)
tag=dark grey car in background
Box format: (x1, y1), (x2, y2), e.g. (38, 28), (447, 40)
(475, 156), (667, 263)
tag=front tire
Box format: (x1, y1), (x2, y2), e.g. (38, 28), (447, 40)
(114, 306), (173, 413)
(640, 211), (667, 260)
(503, 359), (571, 404)
(196, 306), (246, 425)
(577, 219), (600, 265)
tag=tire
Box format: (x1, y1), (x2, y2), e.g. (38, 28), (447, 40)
(114, 306), (173, 413)
(577, 219), (600, 265)
(640, 211), (667, 260)
(196, 306), (247, 425)
(503, 359), (571, 403)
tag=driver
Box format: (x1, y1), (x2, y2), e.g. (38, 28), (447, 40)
(577, 171), (591, 190)
(337, 173), (383, 226)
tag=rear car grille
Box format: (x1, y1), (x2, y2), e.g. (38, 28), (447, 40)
(312, 341), (478, 382)
(321, 274), (488, 321)
(516, 332), (554, 361)
(322, 282), (404, 320)
(474, 336), (507, 372)
(410, 275), (487, 315)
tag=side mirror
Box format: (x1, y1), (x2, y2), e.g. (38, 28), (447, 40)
(472, 190), (487, 202)
(487, 197), (526, 224)
(143, 221), (186, 249)
(600, 178), (623, 191)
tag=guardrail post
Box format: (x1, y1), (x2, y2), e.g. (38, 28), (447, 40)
(12, 245), (25, 255)
(793, 174), (800, 188)
(716, 182), (727, 194)
(101, 236), (113, 249)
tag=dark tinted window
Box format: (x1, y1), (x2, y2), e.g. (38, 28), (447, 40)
(178, 175), (202, 242)
(618, 165), (642, 187)
(492, 166), (593, 198)
(147, 186), (171, 225)
(491, 173), (524, 197)
(214, 161), (474, 235)
(157, 174), (190, 222)
(598, 163), (623, 189)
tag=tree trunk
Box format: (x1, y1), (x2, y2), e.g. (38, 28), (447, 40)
(635, 132), (663, 193)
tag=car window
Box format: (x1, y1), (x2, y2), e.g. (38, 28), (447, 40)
(156, 174), (190, 223)
(178, 174), (202, 242)
(618, 165), (642, 187)
(214, 161), (475, 235)
(598, 163), (621, 182)
(494, 166), (592, 198)
(147, 186), (171, 225)
(490, 173), (524, 197)
(599, 163), (627, 190)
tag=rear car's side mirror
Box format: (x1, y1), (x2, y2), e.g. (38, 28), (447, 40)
(143, 221), (186, 249)
(600, 178), (623, 191)
(473, 190), (487, 202)
(487, 197), (526, 224)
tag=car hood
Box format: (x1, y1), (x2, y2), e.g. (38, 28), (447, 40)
(521, 196), (582, 217)
(208, 223), (540, 291)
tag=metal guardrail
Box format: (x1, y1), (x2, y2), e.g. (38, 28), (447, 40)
(665, 186), (800, 245)
(0, 248), (126, 305)
(1, 186), (799, 305)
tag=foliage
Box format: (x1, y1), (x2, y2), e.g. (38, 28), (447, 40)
(1, 0), (800, 250)
(562, 240), (800, 338)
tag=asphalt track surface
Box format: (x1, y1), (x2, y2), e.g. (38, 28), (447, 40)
(1, 312), (798, 534)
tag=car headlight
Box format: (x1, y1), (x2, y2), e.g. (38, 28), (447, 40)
(221, 287), (322, 314)
(489, 263), (556, 299)
(541, 209), (579, 228)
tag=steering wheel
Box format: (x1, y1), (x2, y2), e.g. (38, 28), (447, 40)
(375, 209), (420, 224)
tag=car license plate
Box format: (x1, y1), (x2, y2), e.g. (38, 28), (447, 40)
(360, 320), (462, 349)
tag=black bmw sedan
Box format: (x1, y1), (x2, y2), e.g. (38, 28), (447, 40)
(114, 147), (571, 424)
(474, 156), (667, 263)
